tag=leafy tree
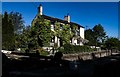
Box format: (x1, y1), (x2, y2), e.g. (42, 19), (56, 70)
(85, 24), (106, 47)
(0, 14), (2, 49)
(104, 37), (120, 50)
(9, 12), (24, 34)
(2, 12), (14, 50)
(85, 29), (95, 45)
(15, 26), (31, 49)
(15, 14), (52, 52)
(93, 24), (106, 46)
(0, 13), (1, 29)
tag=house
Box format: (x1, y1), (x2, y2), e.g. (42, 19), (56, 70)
(32, 4), (88, 49)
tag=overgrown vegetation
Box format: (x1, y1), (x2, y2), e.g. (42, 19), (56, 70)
(104, 37), (120, 50)
(85, 24), (120, 51)
(2, 12), (15, 50)
(58, 44), (94, 54)
(2, 11), (120, 55)
(85, 24), (107, 47)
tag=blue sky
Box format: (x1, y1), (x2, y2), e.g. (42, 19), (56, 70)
(2, 2), (118, 38)
(0, 1), (1, 13)
(2, 0), (120, 2)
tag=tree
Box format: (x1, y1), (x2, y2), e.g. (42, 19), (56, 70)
(85, 24), (106, 47)
(0, 14), (2, 34)
(2, 12), (14, 50)
(85, 29), (95, 45)
(0, 14), (2, 31)
(15, 25), (31, 49)
(93, 24), (106, 46)
(9, 12), (24, 34)
(104, 37), (120, 50)
(0, 14), (2, 49)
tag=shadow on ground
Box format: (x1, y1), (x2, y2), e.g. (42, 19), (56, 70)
(2, 52), (120, 77)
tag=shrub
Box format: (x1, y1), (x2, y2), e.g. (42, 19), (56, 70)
(59, 44), (93, 54)
(37, 48), (49, 56)
(40, 50), (49, 56)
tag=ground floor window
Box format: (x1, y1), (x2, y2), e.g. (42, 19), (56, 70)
(51, 36), (55, 43)
(77, 38), (81, 44)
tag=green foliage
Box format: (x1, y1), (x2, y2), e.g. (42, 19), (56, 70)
(2, 12), (14, 50)
(15, 26), (31, 49)
(104, 37), (120, 50)
(40, 50), (49, 56)
(85, 24), (106, 47)
(32, 15), (51, 47)
(36, 48), (49, 56)
(0, 14), (1, 32)
(93, 24), (106, 46)
(54, 22), (73, 46)
(85, 29), (95, 45)
(71, 24), (78, 36)
(61, 24), (72, 44)
(59, 44), (93, 54)
(2, 11), (25, 51)
(9, 12), (24, 34)
(14, 14), (53, 52)
(0, 14), (2, 45)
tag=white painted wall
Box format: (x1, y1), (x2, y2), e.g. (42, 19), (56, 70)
(80, 27), (84, 39)
(51, 24), (54, 31)
(80, 42), (83, 46)
(72, 37), (84, 46)
(74, 39), (77, 45)
(50, 23), (85, 46)
(57, 38), (60, 47)
(55, 36), (57, 43)
(1, 50), (12, 54)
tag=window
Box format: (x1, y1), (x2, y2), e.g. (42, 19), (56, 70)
(51, 24), (54, 30)
(51, 36), (55, 43)
(77, 30), (80, 36)
(51, 21), (55, 30)
(60, 24), (63, 30)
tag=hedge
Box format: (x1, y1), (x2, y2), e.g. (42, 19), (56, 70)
(58, 44), (94, 54)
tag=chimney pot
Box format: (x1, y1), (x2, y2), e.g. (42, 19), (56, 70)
(38, 4), (43, 15)
(64, 14), (70, 23)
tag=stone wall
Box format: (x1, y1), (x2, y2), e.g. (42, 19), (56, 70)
(63, 50), (120, 61)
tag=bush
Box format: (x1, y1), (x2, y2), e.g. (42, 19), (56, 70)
(58, 44), (93, 54)
(40, 51), (49, 56)
(37, 48), (49, 56)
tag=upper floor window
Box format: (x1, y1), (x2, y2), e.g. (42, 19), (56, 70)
(77, 30), (80, 36)
(60, 24), (63, 30)
(51, 24), (54, 30)
(51, 36), (55, 43)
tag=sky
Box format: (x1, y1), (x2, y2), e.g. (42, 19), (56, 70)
(2, 2), (118, 38)
(0, 1), (1, 13)
(1, 0), (120, 2)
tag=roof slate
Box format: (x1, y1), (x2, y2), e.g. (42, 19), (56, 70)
(41, 14), (84, 28)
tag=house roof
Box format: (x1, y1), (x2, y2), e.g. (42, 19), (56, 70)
(41, 14), (84, 28)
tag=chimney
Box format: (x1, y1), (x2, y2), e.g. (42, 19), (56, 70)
(38, 4), (43, 15)
(64, 13), (70, 23)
